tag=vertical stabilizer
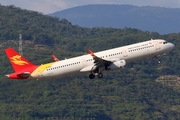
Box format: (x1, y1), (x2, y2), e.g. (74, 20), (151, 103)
(5, 48), (36, 72)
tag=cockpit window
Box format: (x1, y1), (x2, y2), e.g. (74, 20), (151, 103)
(163, 41), (168, 44)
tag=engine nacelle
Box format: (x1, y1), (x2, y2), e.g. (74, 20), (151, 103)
(107, 60), (126, 70)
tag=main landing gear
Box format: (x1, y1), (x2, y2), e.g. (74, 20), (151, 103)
(89, 72), (103, 79)
(89, 74), (95, 79)
(155, 56), (161, 64)
(89, 67), (104, 79)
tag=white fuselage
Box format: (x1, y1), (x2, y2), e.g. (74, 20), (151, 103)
(33, 39), (174, 80)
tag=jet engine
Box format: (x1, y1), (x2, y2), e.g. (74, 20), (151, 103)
(107, 60), (126, 70)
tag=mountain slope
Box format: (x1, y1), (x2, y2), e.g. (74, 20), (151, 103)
(0, 5), (89, 45)
(0, 4), (180, 119)
(49, 4), (180, 34)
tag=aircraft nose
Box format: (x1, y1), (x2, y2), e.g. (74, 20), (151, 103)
(169, 43), (175, 50)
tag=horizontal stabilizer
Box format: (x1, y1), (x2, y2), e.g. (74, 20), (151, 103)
(6, 72), (30, 79)
(17, 72), (30, 78)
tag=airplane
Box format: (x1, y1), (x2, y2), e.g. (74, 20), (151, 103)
(4, 39), (174, 80)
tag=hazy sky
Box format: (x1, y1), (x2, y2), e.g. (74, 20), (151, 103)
(1, 0), (180, 14)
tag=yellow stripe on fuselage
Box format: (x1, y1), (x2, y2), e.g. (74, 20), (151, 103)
(31, 62), (55, 78)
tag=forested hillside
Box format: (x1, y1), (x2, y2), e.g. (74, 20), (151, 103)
(0, 5), (180, 120)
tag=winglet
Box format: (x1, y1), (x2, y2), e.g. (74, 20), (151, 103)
(87, 49), (95, 57)
(51, 55), (59, 62)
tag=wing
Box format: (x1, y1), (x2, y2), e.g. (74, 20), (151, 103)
(80, 49), (125, 73)
(87, 49), (111, 63)
(81, 49), (112, 72)
(85, 49), (112, 71)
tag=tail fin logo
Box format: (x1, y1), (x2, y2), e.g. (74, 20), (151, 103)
(11, 55), (28, 65)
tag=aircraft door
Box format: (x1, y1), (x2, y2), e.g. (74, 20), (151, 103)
(122, 49), (128, 57)
(154, 41), (161, 50)
(81, 58), (87, 66)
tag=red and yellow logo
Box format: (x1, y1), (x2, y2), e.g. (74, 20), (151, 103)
(11, 55), (28, 65)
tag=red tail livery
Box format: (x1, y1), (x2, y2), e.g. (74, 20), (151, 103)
(5, 48), (38, 79)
